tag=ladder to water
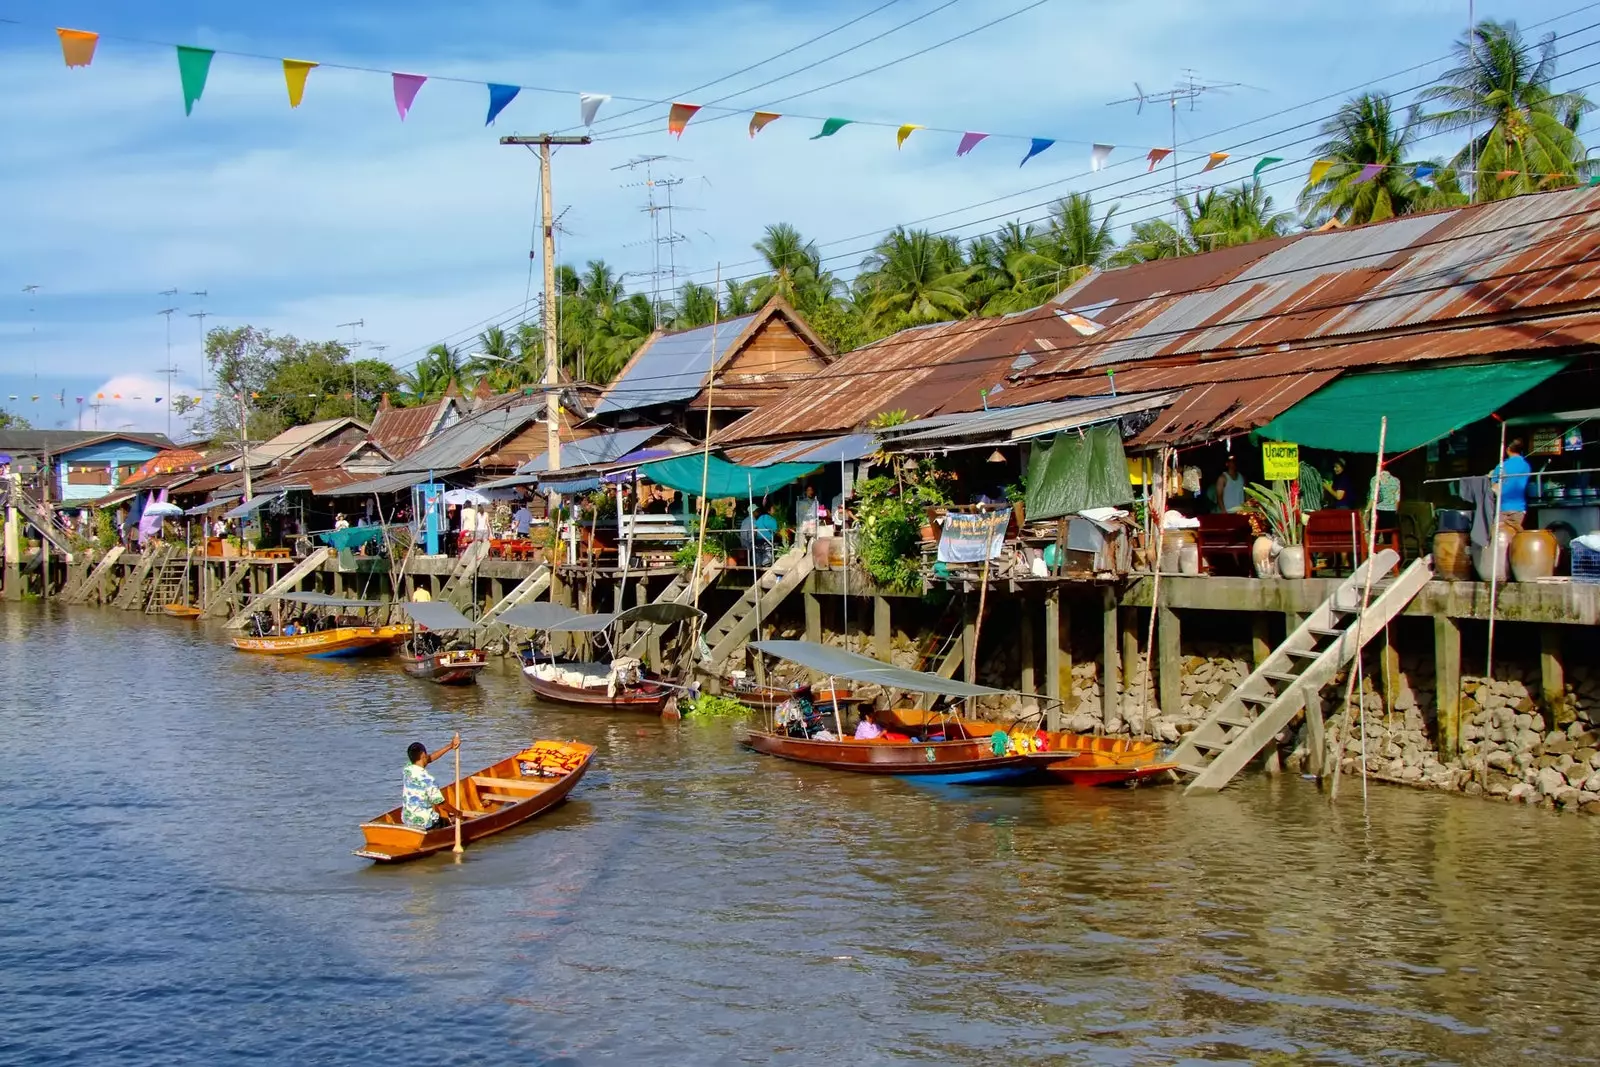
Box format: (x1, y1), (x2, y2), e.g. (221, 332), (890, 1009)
(614, 557), (726, 661)
(479, 564), (552, 639)
(1170, 549), (1432, 793)
(63, 545), (125, 604)
(223, 547), (334, 629)
(113, 546), (171, 610)
(145, 551), (191, 613)
(703, 543), (816, 669)
(10, 487), (77, 557)
(438, 539), (490, 612)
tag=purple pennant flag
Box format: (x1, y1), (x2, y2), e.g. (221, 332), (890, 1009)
(1354, 162), (1383, 184)
(393, 73), (426, 121)
(486, 83), (520, 125)
(1019, 137), (1055, 167)
(956, 131), (989, 157)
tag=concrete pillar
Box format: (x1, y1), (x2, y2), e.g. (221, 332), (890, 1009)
(1251, 614), (1272, 669)
(3, 481), (18, 602)
(1542, 625), (1572, 727)
(1435, 614), (1462, 759)
(1043, 587), (1062, 711)
(962, 592), (978, 684)
(1158, 604), (1181, 720)
(804, 591), (822, 645)
(1304, 691), (1326, 778)
(1380, 636), (1401, 716)
(1121, 608), (1139, 712)
(1019, 606), (1036, 698)
(873, 595), (891, 663)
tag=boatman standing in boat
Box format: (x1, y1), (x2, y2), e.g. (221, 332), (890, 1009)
(403, 735), (464, 830)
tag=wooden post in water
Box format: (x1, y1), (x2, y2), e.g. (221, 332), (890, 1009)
(1157, 605), (1181, 720)
(1043, 587), (1062, 709)
(873, 595), (891, 663)
(1541, 625), (1570, 728)
(1121, 608), (1139, 715)
(1019, 605), (1036, 699)
(4, 477), (20, 602)
(1435, 614), (1462, 760)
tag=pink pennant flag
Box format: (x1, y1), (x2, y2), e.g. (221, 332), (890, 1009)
(392, 73), (426, 121)
(956, 132), (989, 157)
(1354, 162), (1383, 184)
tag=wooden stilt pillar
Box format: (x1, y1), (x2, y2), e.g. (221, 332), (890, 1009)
(1095, 587), (1117, 728)
(963, 590), (978, 684)
(1542, 625), (1571, 727)
(1435, 614), (1462, 759)
(1043, 587), (1062, 716)
(1019, 605), (1036, 698)
(1120, 608), (1139, 713)
(804, 591), (821, 645)
(1380, 637), (1401, 716)
(873, 595), (891, 663)
(1157, 604), (1181, 720)
(1251, 614), (1272, 668)
(1304, 691), (1326, 778)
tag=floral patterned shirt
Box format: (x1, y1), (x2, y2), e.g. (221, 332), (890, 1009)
(402, 762), (445, 829)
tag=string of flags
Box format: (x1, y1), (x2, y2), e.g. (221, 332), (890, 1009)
(42, 25), (1600, 185)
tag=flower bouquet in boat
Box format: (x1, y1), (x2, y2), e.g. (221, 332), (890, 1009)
(502, 600), (704, 712)
(229, 591), (409, 658)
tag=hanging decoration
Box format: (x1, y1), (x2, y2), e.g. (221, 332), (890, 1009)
(1019, 137), (1054, 167)
(1146, 147), (1172, 172)
(1353, 162), (1383, 184)
(1308, 160), (1335, 186)
(896, 123), (923, 149)
(956, 132), (989, 157)
(1253, 156), (1282, 178)
(392, 73), (426, 120)
(1413, 164), (1435, 186)
(485, 83), (520, 125)
(1495, 168), (1517, 180)
(579, 92), (610, 126)
(282, 59), (317, 109)
(749, 111), (780, 137)
(1202, 151), (1229, 172)
(1090, 143), (1114, 171)
(176, 45), (214, 116)
(667, 102), (701, 137)
(811, 117), (854, 139)
(56, 28), (98, 68)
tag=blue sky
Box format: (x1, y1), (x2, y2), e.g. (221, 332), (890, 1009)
(1, 0), (1590, 435)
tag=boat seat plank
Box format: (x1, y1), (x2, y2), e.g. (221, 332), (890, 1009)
(480, 792), (530, 805)
(470, 775), (551, 792)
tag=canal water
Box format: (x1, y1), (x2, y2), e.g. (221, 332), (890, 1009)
(2, 604), (1597, 1066)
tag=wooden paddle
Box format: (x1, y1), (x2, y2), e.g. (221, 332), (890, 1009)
(452, 732), (464, 856)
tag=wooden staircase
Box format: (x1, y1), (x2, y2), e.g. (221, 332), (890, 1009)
(113, 546), (171, 610)
(1171, 549), (1432, 793)
(206, 560), (252, 618)
(479, 564), (552, 637)
(438, 539), (490, 612)
(145, 551), (191, 613)
(614, 558), (726, 660)
(703, 544), (815, 668)
(63, 546), (125, 604)
(10, 487), (76, 557)
(224, 547), (333, 629)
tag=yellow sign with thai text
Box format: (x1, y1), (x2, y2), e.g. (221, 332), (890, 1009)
(1262, 442), (1300, 481)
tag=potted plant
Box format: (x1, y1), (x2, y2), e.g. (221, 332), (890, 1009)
(1244, 481), (1305, 578)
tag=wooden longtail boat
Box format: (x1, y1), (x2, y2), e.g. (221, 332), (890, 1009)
(521, 661), (673, 712)
(402, 647), (488, 685)
(884, 709), (1178, 787)
(355, 739), (593, 863)
(231, 626), (404, 658)
(726, 675), (852, 711)
(508, 601), (704, 713)
(398, 600), (488, 686)
(162, 604), (203, 620)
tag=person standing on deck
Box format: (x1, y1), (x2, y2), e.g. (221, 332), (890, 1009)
(402, 736), (463, 830)
(459, 501), (478, 551)
(1324, 458), (1355, 508)
(1369, 467), (1401, 529)
(1215, 455), (1247, 513)
(513, 502), (532, 538)
(797, 485), (822, 540)
(1492, 438), (1533, 533)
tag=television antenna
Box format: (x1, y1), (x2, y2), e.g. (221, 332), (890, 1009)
(336, 320), (365, 417)
(1109, 71), (1255, 256)
(158, 301), (181, 437)
(613, 154), (692, 322)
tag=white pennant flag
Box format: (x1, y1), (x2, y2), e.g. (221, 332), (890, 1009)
(1090, 143), (1114, 171)
(579, 92), (610, 127)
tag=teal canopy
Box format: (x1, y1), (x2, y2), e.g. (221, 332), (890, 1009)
(1025, 423), (1134, 522)
(318, 526), (385, 551)
(637, 454), (819, 499)
(1256, 358), (1570, 453)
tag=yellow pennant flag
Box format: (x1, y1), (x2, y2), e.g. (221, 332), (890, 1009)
(1308, 159), (1335, 186)
(57, 28), (99, 68)
(283, 59), (318, 109)
(896, 124), (924, 149)
(1202, 152), (1229, 172)
(749, 111), (781, 138)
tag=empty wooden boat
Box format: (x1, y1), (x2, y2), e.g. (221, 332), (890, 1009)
(725, 671), (852, 711)
(230, 592), (408, 659)
(398, 600), (489, 686)
(162, 604), (203, 619)
(355, 739), (594, 863)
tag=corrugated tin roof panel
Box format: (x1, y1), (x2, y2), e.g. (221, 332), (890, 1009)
(517, 425), (664, 474)
(389, 402), (545, 475)
(596, 315), (757, 414)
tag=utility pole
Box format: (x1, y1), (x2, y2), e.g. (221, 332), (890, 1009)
(188, 306), (210, 431)
(500, 134), (591, 484)
(236, 388), (254, 502)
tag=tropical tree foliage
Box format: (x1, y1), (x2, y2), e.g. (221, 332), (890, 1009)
(1300, 93), (1463, 224)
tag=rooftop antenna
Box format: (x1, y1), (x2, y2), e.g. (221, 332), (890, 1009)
(614, 154), (689, 323)
(336, 320), (365, 418)
(1109, 70), (1252, 257)
(22, 285), (40, 397)
(188, 306), (210, 430)
(158, 300), (180, 437)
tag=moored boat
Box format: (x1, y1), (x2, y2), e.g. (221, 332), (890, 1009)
(507, 601), (703, 713)
(397, 600), (489, 686)
(162, 604), (203, 619)
(230, 592), (408, 658)
(355, 739), (593, 863)
(725, 671), (852, 711)
(403, 647), (489, 685)
(883, 708), (1178, 786)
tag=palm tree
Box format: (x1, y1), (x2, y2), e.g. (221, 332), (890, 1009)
(401, 343), (462, 403)
(1423, 19), (1594, 201)
(1034, 194), (1118, 277)
(465, 325), (523, 390)
(674, 282), (718, 329)
(856, 228), (971, 328)
(1201, 181), (1296, 247)
(721, 278), (761, 317)
(752, 223), (822, 307)
(1114, 194), (1215, 263)
(1299, 93), (1444, 224)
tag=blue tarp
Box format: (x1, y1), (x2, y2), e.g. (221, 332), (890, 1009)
(636, 454), (819, 499)
(318, 525), (385, 551)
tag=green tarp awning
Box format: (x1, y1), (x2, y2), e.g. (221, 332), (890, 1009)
(637, 454), (819, 499)
(1025, 423), (1134, 522)
(1256, 358), (1571, 453)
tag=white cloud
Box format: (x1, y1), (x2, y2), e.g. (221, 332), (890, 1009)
(83, 374), (204, 436)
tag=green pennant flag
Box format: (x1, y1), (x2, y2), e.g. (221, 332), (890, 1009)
(1589, 175), (1600, 187)
(1253, 156), (1283, 178)
(176, 45), (214, 116)
(810, 117), (854, 140)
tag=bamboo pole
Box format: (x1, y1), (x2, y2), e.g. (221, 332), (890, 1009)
(966, 511), (1004, 709)
(1486, 417), (1509, 680)
(1141, 447), (1174, 730)
(452, 733), (464, 856)
(1330, 417), (1387, 807)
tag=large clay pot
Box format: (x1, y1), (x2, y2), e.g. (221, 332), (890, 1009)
(1160, 529), (1196, 574)
(1432, 531), (1474, 581)
(1472, 528), (1513, 584)
(1251, 536), (1276, 578)
(1179, 543), (1200, 576)
(1510, 529), (1558, 582)
(1277, 544), (1307, 579)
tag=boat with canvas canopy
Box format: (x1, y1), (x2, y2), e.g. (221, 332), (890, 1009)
(354, 739), (594, 863)
(229, 591), (408, 658)
(508, 601), (703, 712)
(398, 600), (488, 685)
(739, 640), (1050, 784)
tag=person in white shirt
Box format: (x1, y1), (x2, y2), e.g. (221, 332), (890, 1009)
(460, 503), (478, 544)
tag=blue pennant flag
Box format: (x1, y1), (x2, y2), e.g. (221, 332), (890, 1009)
(486, 83), (520, 126)
(1019, 137), (1055, 167)
(1413, 164), (1436, 187)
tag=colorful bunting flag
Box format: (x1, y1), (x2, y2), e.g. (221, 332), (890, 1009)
(579, 92), (610, 126)
(282, 59), (317, 109)
(1413, 164), (1436, 186)
(1354, 162), (1383, 184)
(811, 118), (854, 139)
(1495, 169), (1517, 180)
(1146, 147), (1172, 172)
(668, 102), (701, 137)
(1589, 175), (1600, 187)
(1019, 137), (1054, 167)
(896, 124), (923, 149)
(56, 28), (98, 68)
(956, 132), (989, 157)
(486, 83), (520, 125)
(28, 395), (38, 402)
(749, 111), (780, 138)
(176, 46), (214, 116)
(1308, 159), (1335, 186)
(1090, 143), (1114, 171)
(392, 73), (426, 120)
(1202, 152), (1229, 172)
(1253, 156), (1282, 178)
(153, 396), (162, 404)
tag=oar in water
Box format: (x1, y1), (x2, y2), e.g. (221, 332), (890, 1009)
(452, 732), (465, 856)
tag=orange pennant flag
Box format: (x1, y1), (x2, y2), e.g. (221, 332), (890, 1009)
(1146, 148), (1172, 172)
(283, 59), (318, 109)
(57, 28), (99, 68)
(749, 111), (780, 138)
(1495, 169), (1517, 180)
(1308, 160), (1335, 186)
(896, 124), (924, 149)
(667, 102), (701, 137)
(1202, 152), (1229, 172)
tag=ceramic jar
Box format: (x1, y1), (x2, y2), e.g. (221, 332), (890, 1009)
(1510, 529), (1558, 583)
(1432, 531), (1474, 581)
(1278, 544), (1307, 579)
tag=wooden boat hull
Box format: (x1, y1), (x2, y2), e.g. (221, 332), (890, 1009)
(741, 729), (1038, 782)
(230, 626), (403, 658)
(883, 709), (1178, 787)
(355, 739), (593, 863)
(521, 666), (671, 712)
(727, 681), (852, 711)
(161, 604), (203, 619)
(402, 648), (488, 685)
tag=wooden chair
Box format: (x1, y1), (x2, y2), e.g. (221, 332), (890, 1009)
(1304, 509), (1364, 576)
(1397, 501), (1434, 560)
(1195, 513), (1255, 576)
